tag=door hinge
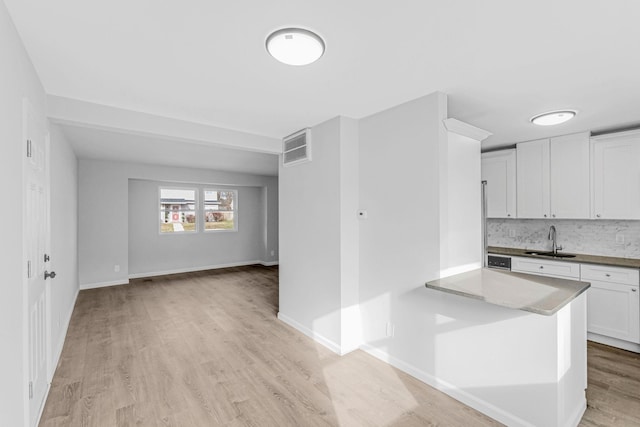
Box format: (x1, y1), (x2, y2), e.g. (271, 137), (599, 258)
(29, 381), (33, 399)
(44, 254), (50, 262)
(26, 139), (32, 158)
(27, 260), (31, 279)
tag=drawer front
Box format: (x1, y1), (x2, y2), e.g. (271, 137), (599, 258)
(581, 264), (639, 285)
(511, 256), (580, 279)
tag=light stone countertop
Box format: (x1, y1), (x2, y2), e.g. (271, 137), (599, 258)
(425, 268), (590, 316)
(489, 246), (640, 269)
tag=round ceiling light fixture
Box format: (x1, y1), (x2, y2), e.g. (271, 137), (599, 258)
(266, 27), (325, 66)
(530, 110), (577, 126)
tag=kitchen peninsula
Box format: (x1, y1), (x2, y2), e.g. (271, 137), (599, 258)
(425, 268), (590, 427)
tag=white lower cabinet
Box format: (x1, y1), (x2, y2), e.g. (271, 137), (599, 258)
(510, 257), (640, 347)
(581, 264), (640, 344)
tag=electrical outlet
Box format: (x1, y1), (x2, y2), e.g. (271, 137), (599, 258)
(114, 264), (120, 273)
(385, 322), (395, 338)
(616, 234), (625, 244)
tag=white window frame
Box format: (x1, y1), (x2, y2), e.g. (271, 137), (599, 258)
(203, 189), (238, 233)
(158, 186), (199, 234)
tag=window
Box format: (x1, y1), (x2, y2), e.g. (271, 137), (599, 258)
(204, 190), (236, 231)
(159, 188), (197, 233)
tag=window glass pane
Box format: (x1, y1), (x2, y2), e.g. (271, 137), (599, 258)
(160, 188), (197, 233)
(205, 190), (236, 231)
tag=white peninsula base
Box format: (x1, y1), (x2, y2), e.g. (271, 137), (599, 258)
(424, 269), (588, 427)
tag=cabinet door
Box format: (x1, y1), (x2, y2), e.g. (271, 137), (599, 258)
(517, 139), (550, 218)
(592, 132), (640, 219)
(587, 281), (640, 343)
(550, 133), (590, 218)
(481, 150), (516, 218)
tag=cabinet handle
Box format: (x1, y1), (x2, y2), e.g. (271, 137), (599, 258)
(632, 289), (637, 292)
(596, 214), (601, 218)
(552, 214), (556, 218)
(539, 266), (544, 269)
(605, 273), (611, 277)
(544, 214), (548, 218)
(507, 213), (511, 217)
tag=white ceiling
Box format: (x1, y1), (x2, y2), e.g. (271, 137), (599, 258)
(6, 0), (640, 159)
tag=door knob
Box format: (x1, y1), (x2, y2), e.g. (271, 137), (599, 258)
(45, 271), (56, 280)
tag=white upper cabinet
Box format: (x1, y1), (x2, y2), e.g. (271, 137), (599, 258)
(516, 132), (590, 219)
(550, 133), (590, 218)
(481, 149), (516, 218)
(516, 139), (550, 218)
(591, 130), (640, 220)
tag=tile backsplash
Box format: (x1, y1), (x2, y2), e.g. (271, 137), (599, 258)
(488, 219), (640, 259)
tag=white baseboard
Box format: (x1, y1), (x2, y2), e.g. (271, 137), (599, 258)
(277, 312), (345, 355)
(359, 344), (533, 427)
(128, 260), (279, 280)
(260, 261), (279, 266)
(588, 333), (640, 353)
(80, 279), (129, 290)
(566, 400), (587, 427)
(34, 382), (51, 427)
(41, 285), (80, 427)
(51, 287), (79, 377)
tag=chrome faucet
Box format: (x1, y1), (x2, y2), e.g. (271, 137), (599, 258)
(548, 225), (563, 254)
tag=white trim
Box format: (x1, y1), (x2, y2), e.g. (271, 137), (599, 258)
(51, 287), (79, 380)
(260, 261), (279, 267)
(37, 285), (80, 427)
(359, 343), (536, 427)
(443, 118), (492, 141)
(566, 400), (587, 427)
(588, 333), (640, 353)
(277, 312), (344, 355)
(80, 279), (129, 290)
(33, 383), (50, 427)
(591, 128), (640, 141)
(128, 260), (278, 280)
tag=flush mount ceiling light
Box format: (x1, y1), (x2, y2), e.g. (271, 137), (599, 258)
(530, 110), (577, 126)
(266, 27), (325, 66)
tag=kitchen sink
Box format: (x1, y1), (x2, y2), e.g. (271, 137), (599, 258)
(524, 251), (576, 258)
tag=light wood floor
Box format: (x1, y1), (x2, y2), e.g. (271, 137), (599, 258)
(40, 266), (639, 426)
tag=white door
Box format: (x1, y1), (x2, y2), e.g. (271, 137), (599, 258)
(24, 99), (50, 426)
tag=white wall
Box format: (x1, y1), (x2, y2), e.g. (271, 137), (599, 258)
(49, 125), (79, 367)
(338, 118), (361, 353)
(440, 131), (482, 276)
(128, 180), (265, 276)
(358, 92), (446, 359)
(0, 1), (47, 425)
(79, 159), (278, 287)
(279, 117), (343, 350)
(278, 116), (360, 354)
